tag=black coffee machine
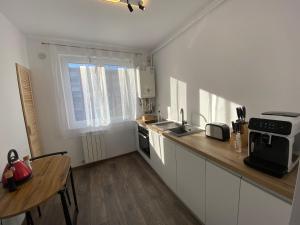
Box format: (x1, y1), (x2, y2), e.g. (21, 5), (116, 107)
(244, 112), (300, 178)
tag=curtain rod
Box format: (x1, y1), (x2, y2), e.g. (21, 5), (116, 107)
(41, 42), (143, 56)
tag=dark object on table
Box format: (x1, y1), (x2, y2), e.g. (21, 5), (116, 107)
(1, 149), (32, 187)
(205, 123), (230, 141)
(4, 170), (17, 192)
(245, 112), (300, 177)
(0, 151), (78, 225)
(236, 106), (247, 123)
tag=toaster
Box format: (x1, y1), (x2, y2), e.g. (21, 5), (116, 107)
(205, 123), (230, 141)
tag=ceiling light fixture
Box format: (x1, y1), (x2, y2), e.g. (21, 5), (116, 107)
(138, 0), (145, 10)
(127, 0), (133, 12)
(105, 0), (146, 13)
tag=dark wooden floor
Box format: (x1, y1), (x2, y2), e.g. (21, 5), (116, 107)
(27, 152), (202, 225)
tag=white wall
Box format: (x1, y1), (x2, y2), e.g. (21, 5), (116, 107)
(26, 38), (138, 167)
(153, 0), (300, 127)
(0, 12), (30, 225)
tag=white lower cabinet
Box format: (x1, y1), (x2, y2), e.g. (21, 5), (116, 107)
(139, 128), (292, 225)
(238, 180), (291, 225)
(205, 161), (241, 225)
(135, 123), (139, 150)
(149, 129), (162, 175)
(160, 136), (177, 193)
(176, 145), (206, 223)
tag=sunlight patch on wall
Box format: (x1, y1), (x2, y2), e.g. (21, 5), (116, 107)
(168, 77), (187, 122)
(198, 89), (240, 129)
(178, 79), (187, 118)
(170, 77), (178, 120)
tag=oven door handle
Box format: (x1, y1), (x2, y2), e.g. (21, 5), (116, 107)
(139, 133), (148, 140)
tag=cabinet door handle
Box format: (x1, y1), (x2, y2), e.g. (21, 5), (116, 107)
(139, 133), (148, 140)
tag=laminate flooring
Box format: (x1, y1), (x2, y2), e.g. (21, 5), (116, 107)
(25, 152), (203, 225)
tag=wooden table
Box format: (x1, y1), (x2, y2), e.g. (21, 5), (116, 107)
(0, 156), (78, 225)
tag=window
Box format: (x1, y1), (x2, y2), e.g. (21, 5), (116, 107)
(68, 63), (87, 121)
(60, 56), (137, 130)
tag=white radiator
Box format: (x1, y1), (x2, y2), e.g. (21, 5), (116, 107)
(81, 132), (105, 163)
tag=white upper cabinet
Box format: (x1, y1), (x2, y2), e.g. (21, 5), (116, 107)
(160, 136), (177, 193)
(136, 66), (155, 99)
(205, 161), (241, 225)
(238, 180), (291, 225)
(176, 145), (206, 223)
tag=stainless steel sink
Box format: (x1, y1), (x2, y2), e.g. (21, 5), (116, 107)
(168, 125), (202, 137)
(152, 121), (181, 131)
(153, 120), (202, 137)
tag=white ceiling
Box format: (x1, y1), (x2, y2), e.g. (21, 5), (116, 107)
(0, 0), (213, 51)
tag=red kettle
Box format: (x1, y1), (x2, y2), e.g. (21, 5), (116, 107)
(2, 149), (32, 187)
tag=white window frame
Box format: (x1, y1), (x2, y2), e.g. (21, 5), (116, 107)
(59, 54), (134, 130)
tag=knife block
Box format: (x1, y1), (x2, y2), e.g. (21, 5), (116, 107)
(230, 123), (249, 149)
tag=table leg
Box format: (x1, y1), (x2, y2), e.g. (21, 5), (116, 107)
(25, 211), (34, 225)
(59, 190), (72, 225)
(70, 168), (79, 212)
(37, 206), (42, 217)
(66, 187), (71, 206)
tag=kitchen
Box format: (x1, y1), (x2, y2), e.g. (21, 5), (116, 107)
(0, 0), (300, 225)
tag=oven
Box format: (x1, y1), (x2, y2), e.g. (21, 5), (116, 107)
(138, 124), (150, 158)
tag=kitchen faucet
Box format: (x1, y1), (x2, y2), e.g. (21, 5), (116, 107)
(180, 108), (187, 127)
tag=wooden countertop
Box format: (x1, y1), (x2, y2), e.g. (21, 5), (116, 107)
(0, 156), (71, 219)
(137, 120), (297, 201)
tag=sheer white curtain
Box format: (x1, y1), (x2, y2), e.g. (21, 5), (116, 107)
(79, 65), (110, 127)
(49, 44), (138, 136)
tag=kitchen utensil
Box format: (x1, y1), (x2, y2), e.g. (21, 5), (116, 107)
(4, 170), (17, 192)
(236, 107), (247, 123)
(236, 108), (241, 121)
(245, 111), (300, 177)
(2, 149), (32, 187)
(205, 123), (230, 141)
(242, 106), (246, 121)
(232, 121), (237, 133)
(141, 114), (157, 123)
